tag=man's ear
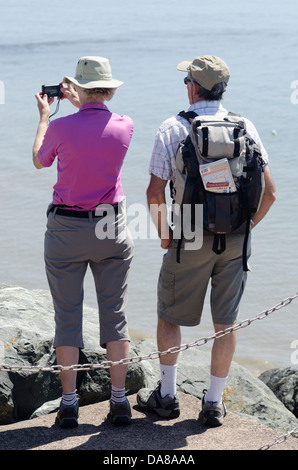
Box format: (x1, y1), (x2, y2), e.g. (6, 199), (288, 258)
(193, 81), (201, 100)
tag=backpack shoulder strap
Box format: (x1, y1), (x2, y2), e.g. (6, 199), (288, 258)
(179, 110), (241, 119)
(178, 110), (198, 122)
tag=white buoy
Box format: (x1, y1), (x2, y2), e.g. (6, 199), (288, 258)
(272, 129), (277, 136)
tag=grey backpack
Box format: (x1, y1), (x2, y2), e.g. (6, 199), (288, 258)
(170, 111), (266, 270)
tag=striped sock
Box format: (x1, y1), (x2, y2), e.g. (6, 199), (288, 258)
(110, 386), (126, 404)
(62, 390), (77, 407)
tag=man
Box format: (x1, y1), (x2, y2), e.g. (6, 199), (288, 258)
(33, 56), (134, 428)
(137, 55), (276, 427)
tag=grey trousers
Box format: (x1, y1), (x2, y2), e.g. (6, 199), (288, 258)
(44, 203), (134, 348)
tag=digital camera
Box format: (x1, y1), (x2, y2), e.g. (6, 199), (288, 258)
(41, 84), (63, 98)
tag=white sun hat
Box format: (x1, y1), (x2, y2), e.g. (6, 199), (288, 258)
(64, 56), (123, 89)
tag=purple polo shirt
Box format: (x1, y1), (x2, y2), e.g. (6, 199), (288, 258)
(38, 102), (134, 210)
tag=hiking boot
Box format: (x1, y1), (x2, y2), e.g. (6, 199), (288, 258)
(199, 390), (227, 427)
(109, 398), (132, 426)
(56, 401), (79, 428)
(137, 382), (180, 419)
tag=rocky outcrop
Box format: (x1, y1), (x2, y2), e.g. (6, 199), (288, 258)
(259, 367), (298, 418)
(0, 284), (297, 435)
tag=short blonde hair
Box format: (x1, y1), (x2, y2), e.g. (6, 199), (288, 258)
(83, 87), (116, 101)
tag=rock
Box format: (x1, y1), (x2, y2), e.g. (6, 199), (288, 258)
(0, 373), (14, 425)
(259, 367), (298, 418)
(0, 284), (297, 435)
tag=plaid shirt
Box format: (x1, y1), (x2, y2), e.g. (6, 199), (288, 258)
(149, 100), (268, 183)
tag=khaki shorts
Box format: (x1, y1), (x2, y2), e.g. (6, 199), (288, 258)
(44, 202), (134, 349)
(157, 234), (250, 326)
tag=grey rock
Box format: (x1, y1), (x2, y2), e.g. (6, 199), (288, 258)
(259, 367), (298, 418)
(30, 397), (61, 419)
(0, 372), (14, 425)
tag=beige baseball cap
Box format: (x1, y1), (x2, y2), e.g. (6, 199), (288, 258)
(177, 55), (230, 91)
(64, 56), (123, 89)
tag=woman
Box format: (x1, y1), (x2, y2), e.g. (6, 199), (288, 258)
(33, 56), (134, 428)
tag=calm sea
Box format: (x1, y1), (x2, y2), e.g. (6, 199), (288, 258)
(0, 0), (297, 374)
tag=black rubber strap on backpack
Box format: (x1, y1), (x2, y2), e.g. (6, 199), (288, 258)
(233, 128), (241, 157)
(176, 236), (183, 263)
(242, 217), (251, 272)
(178, 110), (198, 121)
(201, 127), (209, 157)
(212, 234), (226, 255)
(174, 111), (199, 263)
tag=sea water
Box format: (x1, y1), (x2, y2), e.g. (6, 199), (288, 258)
(0, 0), (297, 374)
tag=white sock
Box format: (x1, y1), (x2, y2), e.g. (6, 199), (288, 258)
(204, 375), (228, 404)
(160, 364), (177, 398)
(62, 390), (77, 407)
(111, 385), (126, 404)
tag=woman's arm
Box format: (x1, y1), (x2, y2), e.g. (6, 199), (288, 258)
(32, 92), (53, 169)
(32, 83), (81, 169)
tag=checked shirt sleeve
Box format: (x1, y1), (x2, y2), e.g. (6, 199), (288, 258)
(149, 117), (189, 181)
